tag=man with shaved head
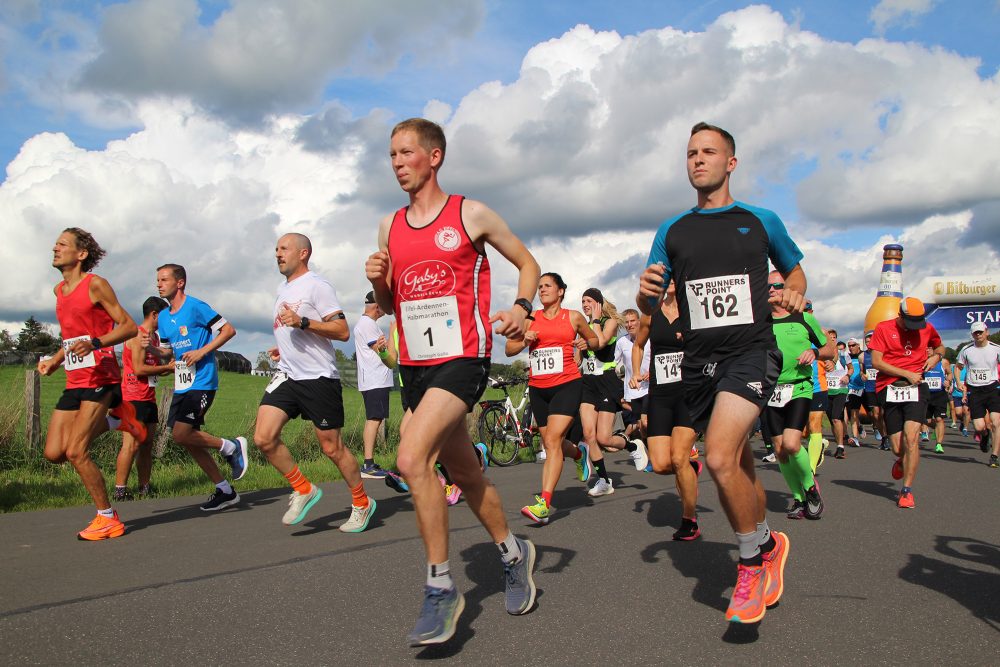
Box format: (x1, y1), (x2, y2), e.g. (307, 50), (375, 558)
(252, 233), (376, 531)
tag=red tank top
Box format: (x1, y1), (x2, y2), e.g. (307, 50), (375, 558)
(122, 326), (160, 402)
(388, 194), (491, 366)
(527, 308), (581, 388)
(54, 274), (121, 389)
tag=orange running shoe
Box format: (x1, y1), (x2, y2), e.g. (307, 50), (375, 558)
(762, 531), (790, 607)
(77, 512), (126, 541)
(897, 491), (915, 509)
(111, 401), (148, 442)
(726, 563), (767, 623)
(689, 445), (699, 460)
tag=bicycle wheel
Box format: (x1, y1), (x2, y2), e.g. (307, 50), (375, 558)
(478, 404), (520, 466)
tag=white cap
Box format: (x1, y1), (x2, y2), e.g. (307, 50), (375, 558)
(971, 321), (987, 333)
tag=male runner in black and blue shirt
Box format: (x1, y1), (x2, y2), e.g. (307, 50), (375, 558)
(638, 122), (808, 624)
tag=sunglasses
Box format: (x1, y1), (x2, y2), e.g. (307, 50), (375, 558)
(805, 304), (813, 312)
(973, 330), (986, 335)
(768, 282), (784, 289)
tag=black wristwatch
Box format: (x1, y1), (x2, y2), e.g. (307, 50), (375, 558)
(299, 317), (311, 330)
(514, 298), (533, 315)
(90, 337), (102, 350)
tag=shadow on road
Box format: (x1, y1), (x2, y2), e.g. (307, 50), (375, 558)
(899, 536), (1000, 632)
(830, 478), (898, 502)
(123, 488), (286, 533)
(641, 538), (736, 613)
(765, 488), (792, 514)
(633, 493), (715, 529)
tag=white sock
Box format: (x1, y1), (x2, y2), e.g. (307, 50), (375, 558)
(496, 532), (522, 565)
(98, 507), (115, 518)
(216, 480), (233, 494)
(737, 530), (761, 561)
(219, 438), (236, 456)
(756, 520), (771, 546)
(427, 561), (454, 590)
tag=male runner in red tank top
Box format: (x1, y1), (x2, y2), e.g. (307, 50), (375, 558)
(38, 228), (139, 540)
(366, 118), (540, 646)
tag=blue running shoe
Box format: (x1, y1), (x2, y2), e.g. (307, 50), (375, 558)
(504, 537), (537, 615)
(225, 436), (249, 481)
(385, 470), (409, 493)
(474, 442), (489, 471)
(407, 586), (465, 646)
(576, 443), (592, 483)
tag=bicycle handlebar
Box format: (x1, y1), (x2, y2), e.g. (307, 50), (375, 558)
(487, 376), (529, 389)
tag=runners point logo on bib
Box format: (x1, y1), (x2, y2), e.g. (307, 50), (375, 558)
(399, 260), (457, 300)
(434, 226), (461, 251)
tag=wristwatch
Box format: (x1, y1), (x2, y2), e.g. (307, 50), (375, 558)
(299, 317), (311, 330)
(514, 298), (533, 315)
(90, 337), (102, 350)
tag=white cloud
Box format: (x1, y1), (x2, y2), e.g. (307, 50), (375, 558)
(870, 0), (937, 34)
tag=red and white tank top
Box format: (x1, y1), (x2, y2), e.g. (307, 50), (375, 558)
(527, 308), (581, 388)
(388, 195), (491, 366)
(54, 274), (121, 389)
(122, 326), (160, 402)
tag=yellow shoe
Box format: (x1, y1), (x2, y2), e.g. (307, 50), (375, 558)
(77, 512), (126, 541)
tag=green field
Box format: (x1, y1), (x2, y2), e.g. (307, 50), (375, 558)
(0, 366), (529, 513)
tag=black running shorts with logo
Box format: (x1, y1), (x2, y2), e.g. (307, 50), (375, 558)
(764, 397), (811, 436)
(400, 358), (490, 413)
(681, 346), (782, 432)
(168, 389), (216, 429)
(260, 377), (345, 430)
(581, 371), (623, 413)
(810, 390), (828, 413)
(621, 394), (647, 426)
(56, 383), (123, 411)
(130, 399), (158, 424)
(361, 386), (391, 421)
(826, 393), (847, 423)
(877, 384), (929, 435)
(925, 391), (949, 420)
(529, 379), (582, 427)
(646, 390), (693, 437)
(967, 383), (1000, 421)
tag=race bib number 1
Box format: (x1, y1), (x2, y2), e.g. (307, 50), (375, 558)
(400, 297), (464, 361)
(685, 274), (753, 330)
(767, 383), (794, 408)
(653, 352), (683, 385)
(174, 360), (195, 391)
(887, 384), (918, 403)
(529, 348), (563, 376)
(62, 336), (96, 371)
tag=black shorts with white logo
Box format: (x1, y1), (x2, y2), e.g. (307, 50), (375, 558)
(130, 399), (159, 424)
(878, 384), (928, 435)
(925, 391), (949, 420)
(765, 396), (811, 436)
(646, 390), (693, 437)
(581, 371), (623, 413)
(847, 392), (863, 412)
(681, 346), (781, 432)
(810, 390), (828, 413)
(168, 390), (216, 429)
(400, 358), (491, 413)
(55, 384), (122, 411)
(260, 376), (344, 430)
(529, 379), (582, 428)
(862, 390), (879, 412)
(967, 383), (1000, 421)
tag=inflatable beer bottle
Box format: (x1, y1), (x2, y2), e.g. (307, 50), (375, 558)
(864, 244), (904, 336)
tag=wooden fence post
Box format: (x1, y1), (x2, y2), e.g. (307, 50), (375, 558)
(153, 387), (173, 458)
(25, 370), (41, 450)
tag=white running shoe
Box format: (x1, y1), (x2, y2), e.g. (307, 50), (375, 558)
(588, 478), (615, 497)
(339, 498), (377, 533)
(282, 485), (323, 525)
(762, 453), (777, 464)
(629, 439), (649, 471)
(535, 449), (547, 463)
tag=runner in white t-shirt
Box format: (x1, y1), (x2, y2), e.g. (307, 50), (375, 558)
(615, 308), (651, 470)
(354, 291), (395, 479)
(955, 322), (1000, 466)
(252, 233), (376, 531)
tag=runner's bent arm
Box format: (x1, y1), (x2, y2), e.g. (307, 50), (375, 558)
(69, 276), (137, 356)
(871, 350), (922, 385)
(183, 321), (236, 366)
(130, 338), (170, 376)
(571, 311), (599, 352)
(773, 264), (807, 314)
(631, 315), (650, 386)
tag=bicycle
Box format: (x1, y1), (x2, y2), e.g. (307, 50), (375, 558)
(476, 376), (538, 466)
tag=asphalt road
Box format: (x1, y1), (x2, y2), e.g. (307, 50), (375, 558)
(1, 429), (998, 665)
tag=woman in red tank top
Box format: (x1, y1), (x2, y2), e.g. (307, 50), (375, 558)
(505, 273), (598, 525)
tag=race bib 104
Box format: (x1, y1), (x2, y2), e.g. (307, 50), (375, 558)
(653, 352), (683, 385)
(174, 360), (195, 391)
(400, 296), (464, 361)
(62, 336), (96, 372)
(685, 274), (753, 330)
(529, 347), (563, 376)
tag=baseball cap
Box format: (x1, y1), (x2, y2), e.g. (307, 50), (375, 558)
(847, 337), (859, 345)
(364, 290), (376, 304)
(971, 321), (987, 333)
(899, 297), (927, 330)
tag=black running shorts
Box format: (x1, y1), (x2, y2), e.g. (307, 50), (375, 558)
(529, 379), (582, 427)
(260, 377), (344, 430)
(55, 384), (122, 411)
(400, 358), (490, 413)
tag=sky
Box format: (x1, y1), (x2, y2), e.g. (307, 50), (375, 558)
(2, 0), (1000, 362)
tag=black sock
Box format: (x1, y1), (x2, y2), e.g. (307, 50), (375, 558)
(594, 458), (609, 482)
(760, 534), (776, 553)
(364, 458), (374, 467)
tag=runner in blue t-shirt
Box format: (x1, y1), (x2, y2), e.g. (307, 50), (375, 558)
(845, 338), (865, 447)
(922, 348), (951, 452)
(861, 332), (886, 447)
(155, 263), (249, 511)
(951, 365), (970, 437)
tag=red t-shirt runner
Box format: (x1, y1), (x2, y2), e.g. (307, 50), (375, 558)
(55, 273), (121, 389)
(121, 326), (160, 402)
(526, 308), (581, 389)
(868, 318), (942, 392)
(388, 194), (492, 366)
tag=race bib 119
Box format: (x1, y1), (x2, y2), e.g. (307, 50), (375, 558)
(529, 347), (563, 376)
